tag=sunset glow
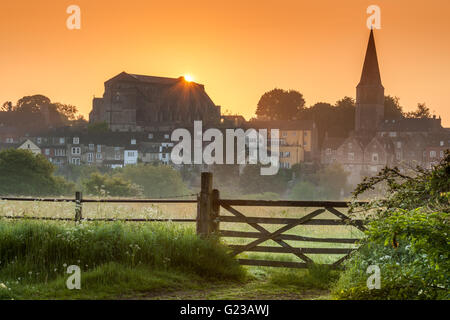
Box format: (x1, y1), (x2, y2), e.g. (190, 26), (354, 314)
(0, 0), (449, 125)
(184, 75), (194, 82)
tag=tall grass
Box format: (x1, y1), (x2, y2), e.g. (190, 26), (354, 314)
(0, 219), (245, 295)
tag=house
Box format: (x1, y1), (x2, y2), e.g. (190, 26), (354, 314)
(17, 139), (41, 155)
(246, 120), (319, 168)
(321, 135), (346, 165)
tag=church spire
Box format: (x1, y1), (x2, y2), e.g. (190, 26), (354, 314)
(358, 29), (383, 87)
(355, 29), (385, 134)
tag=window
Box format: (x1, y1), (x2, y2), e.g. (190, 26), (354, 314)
(127, 151), (136, 157)
(440, 141), (444, 147)
(396, 141), (402, 149)
(115, 152), (121, 160)
(45, 149), (50, 156)
(73, 137), (79, 144)
(430, 150), (437, 158)
(71, 158), (80, 165)
(55, 149), (65, 156)
(87, 153), (93, 163)
(389, 132), (397, 137)
(37, 137), (42, 144)
(131, 139), (136, 145)
(148, 133), (153, 139)
(282, 132), (288, 137)
(396, 152), (401, 161)
(285, 151), (291, 157)
(59, 138), (65, 144)
(164, 134), (169, 139)
(348, 152), (354, 161)
(89, 144), (94, 151)
(280, 162), (291, 169)
(440, 151), (444, 158)
(326, 148), (332, 155)
(71, 147), (81, 155)
(6, 138), (13, 143)
(372, 153), (379, 162)
(97, 145), (101, 152)
(96, 153), (102, 160)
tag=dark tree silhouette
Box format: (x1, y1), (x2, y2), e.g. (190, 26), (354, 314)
(256, 88), (305, 120)
(406, 103), (433, 119)
(384, 95), (404, 119)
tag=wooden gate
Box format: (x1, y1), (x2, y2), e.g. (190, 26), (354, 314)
(197, 172), (366, 268)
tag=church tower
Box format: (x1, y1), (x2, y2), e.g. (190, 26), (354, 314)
(355, 29), (384, 134)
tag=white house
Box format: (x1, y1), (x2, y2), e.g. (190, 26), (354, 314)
(17, 139), (41, 155)
(124, 149), (138, 165)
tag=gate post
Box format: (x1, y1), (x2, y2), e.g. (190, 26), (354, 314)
(75, 191), (83, 222)
(197, 172), (213, 237)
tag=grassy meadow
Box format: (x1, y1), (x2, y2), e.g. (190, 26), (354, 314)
(0, 199), (365, 299)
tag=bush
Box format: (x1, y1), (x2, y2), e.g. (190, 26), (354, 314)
(333, 152), (450, 300)
(117, 164), (190, 198)
(82, 172), (142, 197)
(0, 149), (73, 196)
(332, 209), (449, 300)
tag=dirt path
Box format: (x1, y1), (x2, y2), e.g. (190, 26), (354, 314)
(133, 281), (330, 300)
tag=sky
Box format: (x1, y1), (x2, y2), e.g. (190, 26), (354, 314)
(1, 0), (449, 126)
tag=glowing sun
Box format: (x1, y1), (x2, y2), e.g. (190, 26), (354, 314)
(184, 74), (194, 82)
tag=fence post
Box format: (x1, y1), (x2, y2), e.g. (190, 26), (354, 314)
(197, 172), (212, 237)
(211, 189), (220, 235)
(75, 191), (83, 222)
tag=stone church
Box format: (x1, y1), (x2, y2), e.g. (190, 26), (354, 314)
(89, 72), (221, 131)
(322, 30), (449, 185)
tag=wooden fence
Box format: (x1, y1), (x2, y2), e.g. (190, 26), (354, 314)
(0, 172), (367, 268)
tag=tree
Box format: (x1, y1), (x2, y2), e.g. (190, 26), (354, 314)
(405, 103), (433, 119)
(1, 101), (12, 112)
(1, 95), (82, 132)
(54, 103), (78, 121)
(315, 163), (350, 199)
(289, 180), (322, 200)
(239, 164), (291, 195)
(88, 121), (109, 133)
(0, 149), (74, 196)
(256, 89), (305, 120)
(82, 172), (142, 197)
(384, 95), (404, 119)
(117, 164), (189, 198)
(299, 102), (336, 147)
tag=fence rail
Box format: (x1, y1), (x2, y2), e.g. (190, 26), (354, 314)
(0, 172), (368, 268)
(0, 192), (197, 222)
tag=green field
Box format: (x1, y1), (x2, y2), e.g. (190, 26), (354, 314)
(0, 200), (365, 299)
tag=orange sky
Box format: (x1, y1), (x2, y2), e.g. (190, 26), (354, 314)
(1, 0), (449, 126)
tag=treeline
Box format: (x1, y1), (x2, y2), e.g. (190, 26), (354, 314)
(0, 149), (189, 198)
(254, 89), (437, 146)
(200, 162), (351, 200)
(0, 95), (86, 133)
